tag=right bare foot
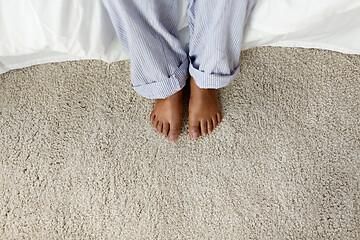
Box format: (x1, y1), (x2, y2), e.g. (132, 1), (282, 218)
(150, 89), (183, 141)
(188, 77), (222, 139)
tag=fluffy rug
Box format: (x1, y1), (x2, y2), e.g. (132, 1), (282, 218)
(0, 47), (359, 239)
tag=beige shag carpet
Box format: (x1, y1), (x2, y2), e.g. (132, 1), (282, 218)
(0, 47), (359, 239)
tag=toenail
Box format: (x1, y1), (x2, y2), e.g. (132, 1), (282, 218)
(169, 134), (176, 141)
(192, 132), (199, 138)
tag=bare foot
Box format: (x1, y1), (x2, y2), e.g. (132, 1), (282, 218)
(188, 77), (222, 139)
(150, 89), (183, 141)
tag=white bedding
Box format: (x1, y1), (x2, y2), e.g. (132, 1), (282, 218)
(1, 0), (360, 74)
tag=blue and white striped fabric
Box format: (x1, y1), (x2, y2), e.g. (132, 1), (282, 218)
(102, 0), (257, 99)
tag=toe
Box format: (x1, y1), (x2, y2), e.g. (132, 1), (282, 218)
(153, 117), (158, 128)
(162, 122), (170, 137)
(189, 122), (200, 139)
(207, 120), (213, 133)
(168, 124), (180, 141)
(157, 122), (163, 133)
(212, 117), (218, 128)
(150, 113), (155, 122)
(216, 113), (222, 122)
(200, 120), (207, 136)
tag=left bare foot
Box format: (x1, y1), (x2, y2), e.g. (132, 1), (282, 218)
(188, 76), (222, 139)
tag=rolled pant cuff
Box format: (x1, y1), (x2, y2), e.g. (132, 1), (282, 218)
(132, 57), (190, 99)
(189, 61), (240, 89)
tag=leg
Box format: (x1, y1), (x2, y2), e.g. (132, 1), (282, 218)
(102, 0), (188, 140)
(102, 0), (188, 99)
(186, 0), (257, 138)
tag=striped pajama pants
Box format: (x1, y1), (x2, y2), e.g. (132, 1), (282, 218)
(102, 0), (257, 99)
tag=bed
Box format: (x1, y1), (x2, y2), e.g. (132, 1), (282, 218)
(1, 0), (359, 74)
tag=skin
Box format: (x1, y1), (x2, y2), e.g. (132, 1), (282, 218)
(188, 76), (222, 139)
(150, 88), (183, 141)
(150, 76), (222, 141)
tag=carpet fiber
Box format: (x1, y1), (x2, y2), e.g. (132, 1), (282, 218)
(0, 47), (359, 239)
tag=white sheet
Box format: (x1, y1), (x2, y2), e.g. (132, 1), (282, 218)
(243, 0), (360, 53)
(1, 0), (360, 74)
